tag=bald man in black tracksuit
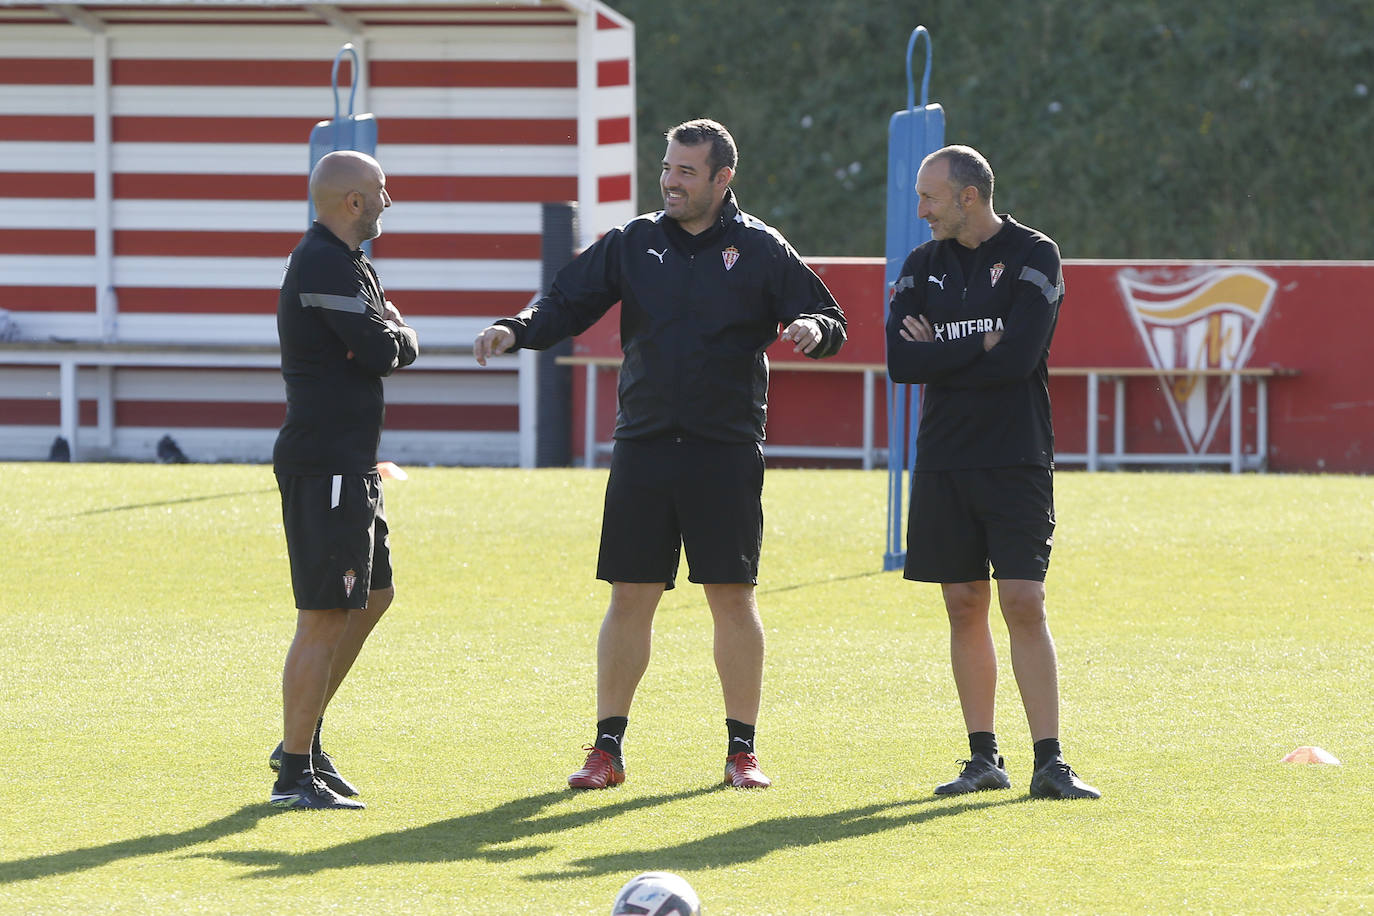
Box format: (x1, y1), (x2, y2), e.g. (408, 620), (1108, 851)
(887, 144), (1099, 801)
(270, 151), (418, 810)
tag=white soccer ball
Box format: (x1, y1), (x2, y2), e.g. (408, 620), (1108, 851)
(610, 871), (702, 916)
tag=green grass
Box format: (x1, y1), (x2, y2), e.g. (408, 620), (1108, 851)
(1, 464), (1371, 914)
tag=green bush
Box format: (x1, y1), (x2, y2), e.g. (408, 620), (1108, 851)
(607, 0), (1374, 259)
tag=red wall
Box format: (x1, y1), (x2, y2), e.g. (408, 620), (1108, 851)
(1046, 261), (1373, 473)
(570, 258), (1374, 473)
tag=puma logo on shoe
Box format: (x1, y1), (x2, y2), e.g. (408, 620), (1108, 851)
(599, 734), (621, 746)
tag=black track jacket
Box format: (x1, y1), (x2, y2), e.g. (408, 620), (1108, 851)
(274, 222), (419, 475)
(886, 215), (1064, 470)
(497, 189), (847, 443)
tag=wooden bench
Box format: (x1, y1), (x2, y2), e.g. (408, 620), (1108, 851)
(556, 356), (1297, 473)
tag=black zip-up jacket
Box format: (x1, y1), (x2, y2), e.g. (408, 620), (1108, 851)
(273, 222), (419, 475)
(886, 215), (1064, 470)
(497, 188), (847, 443)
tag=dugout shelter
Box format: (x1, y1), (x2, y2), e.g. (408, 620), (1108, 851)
(0, 0), (636, 465)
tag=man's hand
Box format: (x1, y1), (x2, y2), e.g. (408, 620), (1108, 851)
(473, 325), (515, 366)
(781, 318), (822, 354)
(983, 328), (1003, 351)
(898, 314), (934, 343)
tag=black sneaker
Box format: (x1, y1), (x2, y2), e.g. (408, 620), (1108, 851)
(934, 755), (1012, 796)
(269, 774), (366, 810)
(1029, 760), (1101, 799)
(312, 750), (360, 797)
(268, 743), (360, 798)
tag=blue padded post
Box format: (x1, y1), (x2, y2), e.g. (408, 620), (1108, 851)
(883, 26), (945, 571)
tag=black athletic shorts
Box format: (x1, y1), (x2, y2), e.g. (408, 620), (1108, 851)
(597, 437), (765, 590)
(904, 466), (1055, 583)
(277, 471), (392, 610)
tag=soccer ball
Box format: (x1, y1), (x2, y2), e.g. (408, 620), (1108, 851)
(611, 871), (702, 916)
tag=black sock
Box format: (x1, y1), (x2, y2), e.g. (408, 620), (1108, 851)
(312, 717), (324, 756)
(726, 718), (756, 756)
(969, 731), (1000, 763)
(594, 717), (627, 757)
(276, 751), (312, 789)
(1033, 738), (1063, 769)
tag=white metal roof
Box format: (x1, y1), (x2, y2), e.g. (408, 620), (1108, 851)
(3, 1), (610, 31)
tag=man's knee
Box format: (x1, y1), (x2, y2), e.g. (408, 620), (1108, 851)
(291, 608), (351, 650)
(997, 579), (1047, 628)
(703, 583), (759, 621)
(942, 581), (991, 623)
(607, 582), (665, 620)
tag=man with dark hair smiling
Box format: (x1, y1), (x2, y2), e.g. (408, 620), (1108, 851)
(475, 119), (847, 790)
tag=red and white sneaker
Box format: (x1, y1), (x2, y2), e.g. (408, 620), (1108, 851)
(724, 752), (771, 788)
(568, 746), (625, 789)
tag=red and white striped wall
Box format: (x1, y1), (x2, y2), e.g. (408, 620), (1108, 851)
(0, 1), (635, 464)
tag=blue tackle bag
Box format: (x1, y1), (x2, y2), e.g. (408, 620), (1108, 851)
(306, 42), (378, 246)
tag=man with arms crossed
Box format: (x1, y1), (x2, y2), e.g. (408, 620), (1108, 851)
(886, 145), (1099, 800)
(269, 151), (418, 809)
(474, 119), (846, 790)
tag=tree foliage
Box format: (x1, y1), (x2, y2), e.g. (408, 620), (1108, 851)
(605, 0), (1373, 259)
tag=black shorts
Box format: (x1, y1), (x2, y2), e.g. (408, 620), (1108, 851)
(277, 472), (393, 610)
(904, 466), (1055, 583)
(597, 437), (765, 590)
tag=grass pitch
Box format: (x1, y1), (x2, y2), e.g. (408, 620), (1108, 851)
(1, 464), (1370, 914)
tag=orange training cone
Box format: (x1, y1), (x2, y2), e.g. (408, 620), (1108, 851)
(377, 461), (408, 480)
(1281, 746), (1341, 765)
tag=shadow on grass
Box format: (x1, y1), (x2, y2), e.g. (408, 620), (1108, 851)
(198, 788), (1028, 881)
(757, 569), (888, 596)
(527, 793), (1029, 880)
(59, 488), (275, 518)
(200, 785), (720, 878)
(0, 804), (275, 884)
(2, 786), (1028, 884)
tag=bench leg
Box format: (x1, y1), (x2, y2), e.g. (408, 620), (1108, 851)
(60, 359), (78, 461)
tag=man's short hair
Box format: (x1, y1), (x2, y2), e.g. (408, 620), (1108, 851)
(925, 145), (995, 203)
(666, 118), (738, 177)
